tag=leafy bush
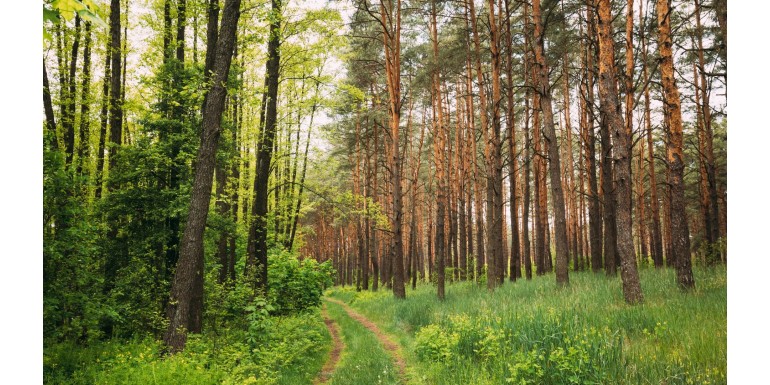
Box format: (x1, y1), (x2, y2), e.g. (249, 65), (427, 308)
(267, 250), (334, 315)
(415, 324), (458, 362)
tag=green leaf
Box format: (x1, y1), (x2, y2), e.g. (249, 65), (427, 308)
(43, 7), (61, 24)
(78, 9), (108, 28)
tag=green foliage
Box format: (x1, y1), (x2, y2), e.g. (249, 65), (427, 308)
(45, 310), (331, 385)
(43, 143), (111, 343)
(415, 324), (457, 362)
(44, 0), (107, 41)
(267, 250), (335, 315)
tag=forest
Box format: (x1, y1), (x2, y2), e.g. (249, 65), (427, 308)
(42, 0), (727, 383)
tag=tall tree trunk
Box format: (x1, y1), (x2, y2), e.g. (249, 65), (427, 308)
(77, 22), (93, 178)
(694, 0), (720, 262)
(95, 43), (111, 200)
(583, 3), (603, 272)
(522, 89), (533, 280)
(532, 0), (569, 286)
(247, 0), (281, 293)
(656, 0), (694, 289)
(640, 1), (663, 267)
(164, 0), (242, 353)
(107, 0), (123, 175)
(431, 0), (446, 299)
(466, 0), (490, 284)
(504, 0), (520, 280)
(484, 0), (505, 289)
(381, 0), (406, 299)
(596, 0), (643, 304)
(63, 15), (82, 166)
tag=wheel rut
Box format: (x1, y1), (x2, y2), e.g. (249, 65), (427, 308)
(324, 297), (407, 383)
(313, 303), (344, 385)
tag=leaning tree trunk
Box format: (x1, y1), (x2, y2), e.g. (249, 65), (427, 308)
(164, 0), (242, 353)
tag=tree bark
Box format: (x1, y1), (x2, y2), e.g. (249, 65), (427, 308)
(107, 0), (123, 175)
(596, 0), (643, 304)
(63, 15), (82, 166)
(639, 1), (663, 267)
(77, 22), (93, 177)
(656, 0), (694, 289)
(532, 0), (569, 286)
(164, 0), (242, 353)
(247, 0), (280, 293)
(583, 3), (603, 272)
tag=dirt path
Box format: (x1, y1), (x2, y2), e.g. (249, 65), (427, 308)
(324, 297), (407, 382)
(313, 303), (344, 385)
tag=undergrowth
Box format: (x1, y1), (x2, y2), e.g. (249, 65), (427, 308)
(328, 266), (726, 385)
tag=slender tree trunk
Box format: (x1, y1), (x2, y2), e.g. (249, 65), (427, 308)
(657, 0), (694, 289)
(247, 0), (280, 293)
(596, 0), (643, 303)
(43, 63), (58, 149)
(63, 15), (82, 166)
(431, 0), (445, 299)
(695, 0), (720, 262)
(77, 22), (93, 178)
(95, 43), (111, 200)
(639, 1), (663, 267)
(532, 0), (569, 285)
(164, 0), (242, 353)
(107, 0), (123, 175)
(379, 0), (406, 298)
(583, 3), (603, 272)
(522, 89), (533, 280)
(503, 0), (520, 280)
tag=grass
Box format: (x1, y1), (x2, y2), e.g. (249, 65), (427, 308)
(44, 310), (332, 385)
(327, 265), (726, 385)
(324, 300), (401, 385)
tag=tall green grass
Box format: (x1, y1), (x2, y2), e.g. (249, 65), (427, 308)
(324, 300), (401, 385)
(327, 266), (726, 385)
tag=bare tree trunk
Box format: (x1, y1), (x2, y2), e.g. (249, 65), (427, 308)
(596, 0), (643, 303)
(657, 0), (694, 289)
(639, 1), (663, 267)
(246, 0), (280, 293)
(694, 0), (720, 263)
(380, 0), (406, 299)
(532, 0), (569, 285)
(107, 0), (123, 175)
(583, 3), (603, 272)
(76, 22), (93, 178)
(63, 15), (82, 166)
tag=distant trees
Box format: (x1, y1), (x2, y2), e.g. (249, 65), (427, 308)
(310, 0), (725, 300)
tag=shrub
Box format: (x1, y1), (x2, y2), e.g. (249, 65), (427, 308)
(267, 250), (334, 315)
(415, 324), (459, 362)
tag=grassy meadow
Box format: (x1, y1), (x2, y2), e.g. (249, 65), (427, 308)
(327, 266), (726, 385)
